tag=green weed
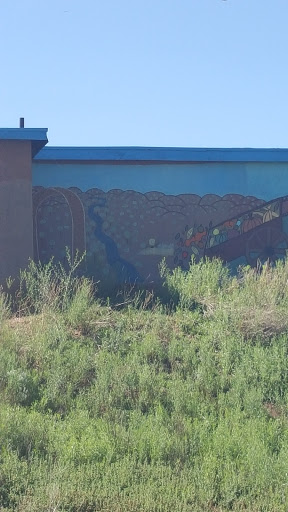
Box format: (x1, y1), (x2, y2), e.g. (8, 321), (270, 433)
(0, 257), (288, 510)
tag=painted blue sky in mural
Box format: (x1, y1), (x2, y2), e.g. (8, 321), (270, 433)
(31, 161), (288, 202)
(0, 0), (288, 148)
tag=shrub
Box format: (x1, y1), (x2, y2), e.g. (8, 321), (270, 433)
(14, 250), (87, 315)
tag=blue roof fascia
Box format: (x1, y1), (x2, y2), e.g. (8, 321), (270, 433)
(0, 128), (48, 157)
(34, 146), (288, 163)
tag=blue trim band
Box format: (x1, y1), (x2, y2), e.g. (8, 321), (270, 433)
(34, 146), (288, 163)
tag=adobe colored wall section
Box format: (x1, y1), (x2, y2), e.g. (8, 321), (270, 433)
(0, 140), (34, 281)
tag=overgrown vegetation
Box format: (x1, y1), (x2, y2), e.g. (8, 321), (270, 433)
(1, 256), (288, 511)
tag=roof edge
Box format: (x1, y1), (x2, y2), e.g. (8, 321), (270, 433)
(33, 146), (288, 163)
(0, 128), (48, 157)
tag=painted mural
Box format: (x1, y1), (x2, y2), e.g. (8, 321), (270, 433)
(33, 187), (86, 267)
(33, 186), (288, 286)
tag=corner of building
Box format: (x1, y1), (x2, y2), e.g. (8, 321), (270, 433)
(0, 124), (48, 282)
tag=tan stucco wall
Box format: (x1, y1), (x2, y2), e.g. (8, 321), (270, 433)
(0, 140), (33, 281)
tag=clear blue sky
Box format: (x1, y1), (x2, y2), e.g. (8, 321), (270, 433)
(1, 0), (288, 148)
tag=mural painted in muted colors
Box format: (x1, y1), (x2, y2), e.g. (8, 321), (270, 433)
(33, 186), (288, 286)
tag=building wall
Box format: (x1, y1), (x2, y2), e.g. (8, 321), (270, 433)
(32, 160), (288, 287)
(0, 140), (33, 281)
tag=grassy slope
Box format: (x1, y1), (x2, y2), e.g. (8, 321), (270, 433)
(0, 258), (288, 511)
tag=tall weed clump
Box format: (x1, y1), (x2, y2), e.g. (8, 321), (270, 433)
(225, 260), (288, 341)
(0, 288), (11, 323)
(13, 251), (95, 321)
(160, 256), (230, 310)
(162, 257), (288, 342)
